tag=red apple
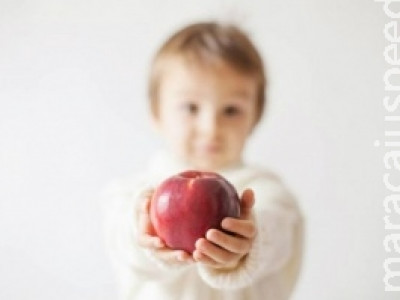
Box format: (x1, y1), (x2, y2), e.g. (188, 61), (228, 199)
(150, 170), (241, 254)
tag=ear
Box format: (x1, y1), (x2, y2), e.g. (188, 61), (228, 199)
(150, 111), (162, 134)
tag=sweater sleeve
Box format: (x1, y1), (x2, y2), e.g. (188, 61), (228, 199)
(196, 174), (302, 290)
(100, 177), (190, 283)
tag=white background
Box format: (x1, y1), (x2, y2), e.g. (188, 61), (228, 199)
(0, 0), (388, 299)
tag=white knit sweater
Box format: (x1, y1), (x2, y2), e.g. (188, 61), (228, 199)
(101, 151), (304, 300)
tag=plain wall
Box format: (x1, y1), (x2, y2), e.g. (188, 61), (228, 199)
(0, 0), (388, 299)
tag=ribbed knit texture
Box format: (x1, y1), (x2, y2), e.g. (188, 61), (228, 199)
(101, 151), (304, 300)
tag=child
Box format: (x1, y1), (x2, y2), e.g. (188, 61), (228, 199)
(102, 21), (304, 300)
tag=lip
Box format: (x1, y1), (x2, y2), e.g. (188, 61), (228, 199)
(197, 144), (221, 153)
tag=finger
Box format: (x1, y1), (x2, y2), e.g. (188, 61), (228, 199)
(137, 188), (154, 201)
(136, 192), (165, 248)
(140, 196), (151, 214)
(177, 250), (194, 262)
(193, 249), (219, 266)
(155, 248), (194, 263)
(240, 189), (255, 219)
(221, 218), (256, 239)
(138, 197), (157, 236)
(195, 238), (238, 264)
(137, 234), (164, 248)
(206, 229), (251, 255)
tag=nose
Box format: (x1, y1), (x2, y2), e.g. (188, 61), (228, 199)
(197, 110), (219, 138)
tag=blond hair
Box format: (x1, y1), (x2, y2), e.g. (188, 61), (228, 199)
(148, 22), (267, 123)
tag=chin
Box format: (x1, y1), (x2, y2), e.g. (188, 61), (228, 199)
(191, 158), (229, 172)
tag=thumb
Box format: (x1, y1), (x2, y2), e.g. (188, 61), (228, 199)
(240, 189), (255, 219)
(139, 196), (156, 235)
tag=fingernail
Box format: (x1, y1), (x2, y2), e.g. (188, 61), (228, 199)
(206, 230), (214, 240)
(178, 252), (186, 261)
(221, 219), (228, 228)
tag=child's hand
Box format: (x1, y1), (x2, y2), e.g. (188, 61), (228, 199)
(136, 191), (194, 264)
(193, 189), (256, 270)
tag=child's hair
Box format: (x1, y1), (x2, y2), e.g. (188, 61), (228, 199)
(148, 21), (267, 124)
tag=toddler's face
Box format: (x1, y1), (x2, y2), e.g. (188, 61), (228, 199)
(153, 58), (258, 171)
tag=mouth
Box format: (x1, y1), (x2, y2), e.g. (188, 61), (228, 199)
(197, 144), (222, 154)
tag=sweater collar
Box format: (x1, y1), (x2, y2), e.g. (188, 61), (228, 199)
(146, 150), (245, 182)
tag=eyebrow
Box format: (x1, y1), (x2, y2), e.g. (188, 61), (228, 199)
(229, 90), (253, 99)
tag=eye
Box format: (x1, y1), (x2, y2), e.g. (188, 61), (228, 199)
(224, 105), (241, 116)
(181, 102), (198, 115)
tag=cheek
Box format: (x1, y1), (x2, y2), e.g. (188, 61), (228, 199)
(229, 117), (253, 136)
(224, 128), (244, 147)
(163, 115), (193, 141)
(225, 121), (252, 148)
